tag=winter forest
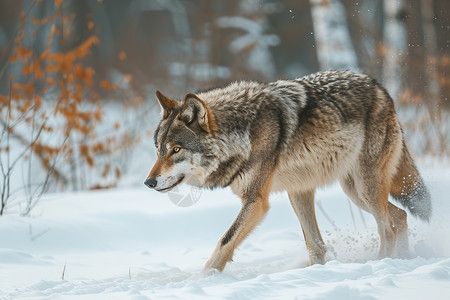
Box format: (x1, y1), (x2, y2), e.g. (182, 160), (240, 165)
(1, 0), (450, 299)
(1, 0), (449, 201)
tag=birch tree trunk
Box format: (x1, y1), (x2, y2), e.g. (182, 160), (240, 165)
(382, 0), (407, 99)
(310, 0), (358, 70)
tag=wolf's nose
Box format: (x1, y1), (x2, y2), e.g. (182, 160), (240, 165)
(144, 177), (157, 188)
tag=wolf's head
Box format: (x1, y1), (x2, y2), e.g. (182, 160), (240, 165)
(144, 91), (217, 192)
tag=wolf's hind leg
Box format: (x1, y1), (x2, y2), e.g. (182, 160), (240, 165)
(340, 173), (399, 258)
(288, 190), (326, 265)
(343, 173), (397, 258)
(388, 202), (409, 257)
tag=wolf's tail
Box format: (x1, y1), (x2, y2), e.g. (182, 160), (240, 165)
(390, 141), (431, 222)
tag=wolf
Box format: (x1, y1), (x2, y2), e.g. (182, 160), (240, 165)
(144, 71), (431, 272)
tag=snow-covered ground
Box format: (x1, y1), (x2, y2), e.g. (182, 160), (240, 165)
(1, 159), (450, 299)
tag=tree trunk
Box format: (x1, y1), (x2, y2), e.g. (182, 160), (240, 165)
(268, 0), (320, 77)
(382, 0), (407, 99)
(341, 0), (384, 80)
(420, 0), (440, 106)
(310, 0), (358, 70)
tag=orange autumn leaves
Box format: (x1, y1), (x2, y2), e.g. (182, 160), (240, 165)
(7, 31), (102, 132)
(1, 0), (128, 189)
(12, 34), (99, 83)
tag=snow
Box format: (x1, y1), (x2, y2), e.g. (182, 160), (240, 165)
(1, 160), (450, 299)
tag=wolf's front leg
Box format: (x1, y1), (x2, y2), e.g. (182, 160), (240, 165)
(203, 199), (269, 271)
(203, 174), (273, 272)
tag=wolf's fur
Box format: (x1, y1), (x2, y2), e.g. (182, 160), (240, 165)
(145, 71), (431, 271)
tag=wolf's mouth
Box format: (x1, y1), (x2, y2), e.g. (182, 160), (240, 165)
(156, 175), (185, 192)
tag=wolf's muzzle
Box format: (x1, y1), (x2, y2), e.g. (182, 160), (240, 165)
(144, 177), (157, 189)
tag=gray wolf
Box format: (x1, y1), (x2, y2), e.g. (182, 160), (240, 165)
(144, 71), (431, 272)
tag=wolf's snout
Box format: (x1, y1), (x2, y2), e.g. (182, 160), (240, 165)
(144, 177), (157, 189)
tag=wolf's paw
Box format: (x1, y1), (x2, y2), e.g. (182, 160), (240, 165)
(202, 266), (221, 276)
(203, 256), (226, 272)
(203, 244), (233, 272)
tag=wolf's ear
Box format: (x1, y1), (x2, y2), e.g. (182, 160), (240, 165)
(155, 90), (178, 119)
(180, 93), (217, 135)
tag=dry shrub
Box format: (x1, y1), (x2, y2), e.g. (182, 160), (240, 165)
(0, 0), (143, 215)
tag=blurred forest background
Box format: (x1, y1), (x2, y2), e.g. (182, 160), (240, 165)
(0, 0), (448, 214)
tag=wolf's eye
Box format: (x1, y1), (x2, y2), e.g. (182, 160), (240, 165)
(173, 146), (181, 153)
